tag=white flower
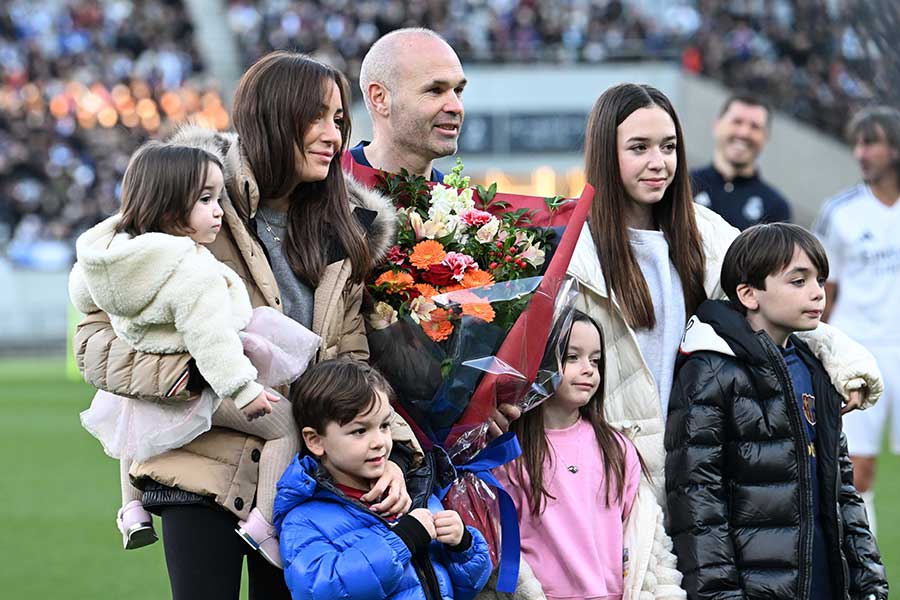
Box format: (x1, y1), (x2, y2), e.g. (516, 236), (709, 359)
(457, 187), (475, 211)
(409, 296), (437, 324)
(368, 302), (398, 330)
(475, 218), (500, 243)
(429, 184), (475, 218)
(520, 241), (546, 267)
(408, 211), (426, 240)
(429, 185), (459, 215)
(423, 215), (453, 240)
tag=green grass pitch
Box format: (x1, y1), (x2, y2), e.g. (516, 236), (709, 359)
(1, 358), (894, 597)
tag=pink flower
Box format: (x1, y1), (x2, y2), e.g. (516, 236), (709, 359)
(385, 245), (408, 267)
(459, 208), (494, 228)
(442, 251), (479, 282)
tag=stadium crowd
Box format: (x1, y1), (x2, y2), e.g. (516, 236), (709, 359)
(0, 0), (225, 268)
(0, 0), (880, 266)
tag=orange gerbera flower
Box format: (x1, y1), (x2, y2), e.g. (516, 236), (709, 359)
(462, 302), (496, 323)
(421, 308), (453, 342)
(375, 270), (415, 293)
(439, 284), (465, 294)
(409, 240), (447, 270)
(414, 283), (438, 298)
(461, 269), (495, 289)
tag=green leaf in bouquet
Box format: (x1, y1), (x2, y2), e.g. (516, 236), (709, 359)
(543, 195), (576, 213)
(475, 182), (499, 209)
(441, 357), (455, 380)
(436, 227), (460, 249)
(377, 169), (431, 211)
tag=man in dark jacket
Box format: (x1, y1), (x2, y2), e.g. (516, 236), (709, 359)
(691, 94), (791, 230)
(665, 223), (886, 600)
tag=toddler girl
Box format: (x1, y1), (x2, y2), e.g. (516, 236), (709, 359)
(70, 142), (318, 568)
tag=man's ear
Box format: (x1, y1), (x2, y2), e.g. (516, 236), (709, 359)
(735, 283), (760, 312)
(367, 82), (391, 119)
(302, 427), (325, 458)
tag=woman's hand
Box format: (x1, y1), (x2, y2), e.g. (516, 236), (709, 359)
(363, 460), (412, 517)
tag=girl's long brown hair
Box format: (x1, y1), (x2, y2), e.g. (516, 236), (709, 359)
(584, 83), (706, 329)
(232, 51), (372, 286)
(510, 311), (647, 516)
(117, 142), (222, 237)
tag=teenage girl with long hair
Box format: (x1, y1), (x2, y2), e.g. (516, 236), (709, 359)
(566, 83), (883, 497)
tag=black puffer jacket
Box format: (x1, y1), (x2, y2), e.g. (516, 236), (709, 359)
(664, 300), (887, 600)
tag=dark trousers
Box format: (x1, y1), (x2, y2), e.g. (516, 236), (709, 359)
(158, 504), (290, 600)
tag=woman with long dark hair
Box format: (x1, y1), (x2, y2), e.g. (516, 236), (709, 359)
(74, 51), (420, 599)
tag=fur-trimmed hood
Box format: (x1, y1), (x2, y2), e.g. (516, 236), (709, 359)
(167, 123), (397, 264)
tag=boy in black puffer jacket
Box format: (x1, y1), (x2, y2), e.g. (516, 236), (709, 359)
(665, 223), (887, 600)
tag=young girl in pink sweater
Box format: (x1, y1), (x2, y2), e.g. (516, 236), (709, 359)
(497, 311), (675, 600)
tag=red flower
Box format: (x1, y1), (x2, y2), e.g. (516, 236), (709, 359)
(442, 252), (478, 282)
(421, 263), (456, 287)
(385, 245), (408, 267)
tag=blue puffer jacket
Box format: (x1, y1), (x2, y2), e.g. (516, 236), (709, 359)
(273, 455), (492, 600)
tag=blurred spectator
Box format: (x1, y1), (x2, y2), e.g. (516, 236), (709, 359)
(227, 0), (873, 141)
(1, 0), (886, 268)
(692, 93), (792, 230)
(225, 0), (687, 94)
(0, 0), (226, 269)
(689, 0), (876, 139)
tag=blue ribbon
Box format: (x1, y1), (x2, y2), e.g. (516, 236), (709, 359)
(442, 432), (522, 593)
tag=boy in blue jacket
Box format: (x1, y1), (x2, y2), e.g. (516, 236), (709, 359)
(274, 358), (492, 600)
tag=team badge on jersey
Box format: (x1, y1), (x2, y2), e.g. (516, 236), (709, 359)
(743, 196), (764, 222)
(802, 393), (817, 426)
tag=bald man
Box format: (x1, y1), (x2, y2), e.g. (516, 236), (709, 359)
(351, 28), (520, 437)
(350, 28), (467, 182)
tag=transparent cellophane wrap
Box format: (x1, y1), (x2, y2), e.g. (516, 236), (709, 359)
(369, 278), (578, 569)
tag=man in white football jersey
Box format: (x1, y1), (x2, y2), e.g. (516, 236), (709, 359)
(815, 106), (900, 534)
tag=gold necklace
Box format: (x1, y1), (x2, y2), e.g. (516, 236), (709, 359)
(258, 210), (282, 243)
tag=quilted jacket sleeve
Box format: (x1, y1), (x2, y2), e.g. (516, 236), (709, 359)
(279, 509), (412, 600)
(795, 322), (883, 408)
(837, 433), (888, 600)
(664, 353), (747, 600)
(437, 526), (493, 600)
(645, 503), (687, 600)
(337, 281), (370, 360)
(73, 310), (195, 402)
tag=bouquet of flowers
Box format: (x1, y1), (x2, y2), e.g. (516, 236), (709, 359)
(344, 156), (594, 591)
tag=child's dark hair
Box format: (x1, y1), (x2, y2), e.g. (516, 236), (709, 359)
(116, 141), (224, 237)
(510, 310), (647, 516)
(292, 358), (396, 441)
(721, 223), (829, 314)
